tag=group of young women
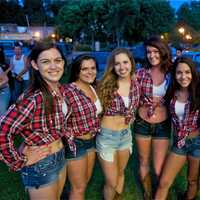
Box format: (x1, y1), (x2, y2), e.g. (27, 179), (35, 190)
(0, 36), (199, 200)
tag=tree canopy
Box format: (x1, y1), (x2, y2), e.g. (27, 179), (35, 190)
(177, 1), (200, 31)
(56, 0), (175, 44)
(0, 0), (199, 44)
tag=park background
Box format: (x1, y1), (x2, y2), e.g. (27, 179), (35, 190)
(0, 0), (200, 199)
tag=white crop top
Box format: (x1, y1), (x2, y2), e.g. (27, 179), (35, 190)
(175, 100), (186, 120)
(121, 96), (129, 108)
(62, 100), (68, 115)
(153, 80), (167, 97)
(90, 86), (102, 115)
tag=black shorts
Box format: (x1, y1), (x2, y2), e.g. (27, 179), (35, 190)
(133, 115), (171, 139)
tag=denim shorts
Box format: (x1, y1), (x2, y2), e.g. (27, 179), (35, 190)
(21, 148), (66, 189)
(65, 138), (96, 160)
(133, 115), (171, 139)
(171, 135), (200, 157)
(96, 127), (132, 162)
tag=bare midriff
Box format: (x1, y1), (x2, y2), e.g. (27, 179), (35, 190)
(101, 115), (129, 131)
(138, 96), (168, 123)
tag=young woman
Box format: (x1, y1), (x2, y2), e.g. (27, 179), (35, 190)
(63, 55), (101, 200)
(96, 48), (140, 200)
(0, 42), (74, 200)
(155, 57), (200, 200)
(134, 36), (172, 199)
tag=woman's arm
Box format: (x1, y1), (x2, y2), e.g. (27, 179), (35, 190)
(0, 72), (8, 89)
(0, 97), (35, 171)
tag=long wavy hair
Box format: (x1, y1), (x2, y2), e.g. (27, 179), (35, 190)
(144, 35), (172, 73)
(26, 41), (66, 115)
(164, 56), (199, 111)
(97, 48), (135, 113)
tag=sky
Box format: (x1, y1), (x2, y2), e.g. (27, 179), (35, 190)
(169, 0), (198, 10)
(18, 0), (198, 10)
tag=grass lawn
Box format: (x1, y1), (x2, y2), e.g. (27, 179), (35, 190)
(0, 144), (200, 200)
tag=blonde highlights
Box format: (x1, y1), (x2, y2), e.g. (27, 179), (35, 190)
(97, 48), (135, 113)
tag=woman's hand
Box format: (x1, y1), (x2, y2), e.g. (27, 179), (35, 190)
(19, 143), (52, 166)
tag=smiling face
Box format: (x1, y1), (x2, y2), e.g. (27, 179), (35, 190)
(78, 59), (97, 84)
(176, 62), (192, 89)
(31, 48), (64, 88)
(114, 53), (132, 79)
(146, 46), (161, 67)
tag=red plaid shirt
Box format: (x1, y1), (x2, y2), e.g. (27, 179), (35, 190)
(170, 96), (200, 148)
(136, 68), (171, 117)
(64, 83), (101, 137)
(0, 85), (74, 171)
(104, 78), (140, 124)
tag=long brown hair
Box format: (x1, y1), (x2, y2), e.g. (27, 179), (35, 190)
(144, 35), (172, 73)
(164, 56), (199, 111)
(26, 41), (66, 115)
(97, 48), (135, 112)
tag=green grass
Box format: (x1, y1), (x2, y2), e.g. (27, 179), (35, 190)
(1, 131), (200, 200)
(1, 147), (200, 200)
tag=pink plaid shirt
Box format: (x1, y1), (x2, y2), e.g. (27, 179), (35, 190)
(64, 83), (101, 137)
(136, 68), (171, 117)
(104, 78), (140, 124)
(170, 96), (200, 148)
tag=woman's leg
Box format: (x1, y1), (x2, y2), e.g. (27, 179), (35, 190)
(152, 139), (169, 178)
(115, 149), (130, 194)
(155, 152), (186, 200)
(28, 181), (59, 200)
(135, 136), (152, 199)
(58, 165), (67, 198)
(98, 153), (118, 200)
(135, 136), (152, 179)
(86, 150), (96, 183)
(67, 156), (88, 200)
(185, 156), (200, 200)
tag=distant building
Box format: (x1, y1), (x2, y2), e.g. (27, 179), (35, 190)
(0, 23), (55, 41)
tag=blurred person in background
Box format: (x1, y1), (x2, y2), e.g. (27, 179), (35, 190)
(10, 43), (30, 102)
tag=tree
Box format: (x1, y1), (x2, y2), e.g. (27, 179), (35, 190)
(23, 0), (47, 26)
(56, 0), (175, 44)
(177, 1), (200, 31)
(99, 0), (139, 46)
(56, 0), (103, 45)
(133, 0), (175, 41)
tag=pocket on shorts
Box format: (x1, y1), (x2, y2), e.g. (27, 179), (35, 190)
(134, 117), (148, 131)
(34, 155), (57, 174)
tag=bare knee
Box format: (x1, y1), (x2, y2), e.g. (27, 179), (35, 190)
(71, 182), (87, 194)
(105, 177), (118, 190)
(139, 155), (149, 167)
(158, 178), (172, 190)
(138, 156), (150, 177)
(118, 168), (126, 177)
